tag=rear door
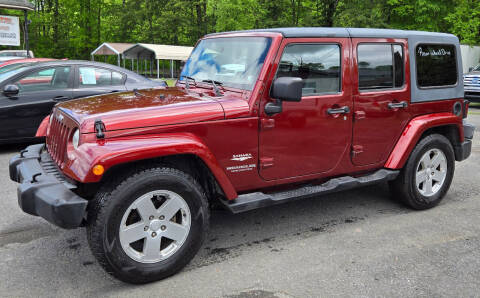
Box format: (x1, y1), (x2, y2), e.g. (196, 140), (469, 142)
(0, 66), (73, 140)
(72, 65), (127, 98)
(351, 39), (411, 166)
(259, 38), (353, 180)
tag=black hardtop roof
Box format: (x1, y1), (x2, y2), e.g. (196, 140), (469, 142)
(206, 27), (457, 41)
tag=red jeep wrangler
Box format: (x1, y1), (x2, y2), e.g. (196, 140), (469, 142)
(10, 28), (475, 283)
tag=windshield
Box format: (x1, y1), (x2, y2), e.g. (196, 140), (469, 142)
(473, 64), (480, 72)
(180, 37), (272, 90)
(0, 66), (29, 82)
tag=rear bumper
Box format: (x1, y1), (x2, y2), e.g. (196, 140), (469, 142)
(9, 144), (87, 229)
(454, 120), (475, 162)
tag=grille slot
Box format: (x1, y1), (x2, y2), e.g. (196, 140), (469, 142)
(40, 152), (68, 182)
(46, 112), (72, 168)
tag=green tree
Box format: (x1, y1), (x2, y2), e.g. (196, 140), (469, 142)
(446, 0), (480, 45)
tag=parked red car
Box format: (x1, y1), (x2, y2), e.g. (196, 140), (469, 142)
(0, 58), (57, 74)
(10, 28), (475, 283)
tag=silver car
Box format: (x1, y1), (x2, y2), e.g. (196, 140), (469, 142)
(464, 64), (480, 102)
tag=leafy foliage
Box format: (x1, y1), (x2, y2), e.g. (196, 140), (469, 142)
(0, 0), (478, 59)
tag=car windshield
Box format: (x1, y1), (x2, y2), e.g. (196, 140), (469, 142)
(472, 64), (480, 72)
(0, 63), (30, 74)
(180, 37), (272, 90)
(0, 66), (29, 82)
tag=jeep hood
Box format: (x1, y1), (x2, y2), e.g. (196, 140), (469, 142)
(57, 88), (226, 133)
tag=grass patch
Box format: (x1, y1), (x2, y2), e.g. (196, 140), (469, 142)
(469, 102), (480, 115)
(163, 79), (177, 87)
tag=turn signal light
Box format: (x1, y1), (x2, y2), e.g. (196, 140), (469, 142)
(92, 164), (105, 176)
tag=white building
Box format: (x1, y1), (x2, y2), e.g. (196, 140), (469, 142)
(461, 45), (480, 72)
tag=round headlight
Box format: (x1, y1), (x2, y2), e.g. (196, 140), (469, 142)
(72, 129), (80, 149)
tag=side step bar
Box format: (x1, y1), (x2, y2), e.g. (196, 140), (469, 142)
(221, 169), (399, 213)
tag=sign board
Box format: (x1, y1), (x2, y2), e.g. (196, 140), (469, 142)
(0, 15), (20, 46)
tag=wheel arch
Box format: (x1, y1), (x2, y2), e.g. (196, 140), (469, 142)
(67, 133), (237, 200)
(99, 153), (227, 203)
(385, 113), (463, 169)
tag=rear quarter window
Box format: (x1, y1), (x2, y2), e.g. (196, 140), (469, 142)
(416, 44), (457, 88)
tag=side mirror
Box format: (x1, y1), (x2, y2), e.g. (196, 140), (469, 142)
(271, 77), (303, 102)
(3, 84), (19, 97)
(468, 67), (473, 72)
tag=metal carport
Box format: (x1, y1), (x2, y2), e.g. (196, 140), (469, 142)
(123, 43), (193, 78)
(90, 42), (134, 67)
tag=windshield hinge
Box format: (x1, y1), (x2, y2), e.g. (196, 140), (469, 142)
(94, 119), (106, 139)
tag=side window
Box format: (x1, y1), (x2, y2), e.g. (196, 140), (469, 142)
(14, 67), (71, 92)
(79, 67), (124, 87)
(276, 43), (341, 96)
(357, 44), (404, 90)
(416, 44), (457, 87)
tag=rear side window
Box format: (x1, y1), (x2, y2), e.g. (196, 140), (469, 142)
(78, 67), (125, 87)
(416, 44), (457, 87)
(357, 44), (404, 90)
(276, 43), (341, 96)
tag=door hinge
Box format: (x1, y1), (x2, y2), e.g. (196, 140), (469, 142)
(261, 118), (275, 130)
(352, 145), (363, 156)
(260, 157), (274, 169)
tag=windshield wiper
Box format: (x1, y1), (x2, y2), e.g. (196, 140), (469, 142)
(202, 79), (223, 97)
(180, 75), (196, 90)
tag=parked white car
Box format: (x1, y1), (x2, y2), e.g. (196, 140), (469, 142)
(0, 50), (34, 62)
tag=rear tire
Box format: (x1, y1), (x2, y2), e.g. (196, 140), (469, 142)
(389, 134), (455, 210)
(86, 167), (209, 284)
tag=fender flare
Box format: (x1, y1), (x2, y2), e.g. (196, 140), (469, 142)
(36, 115), (50, 137)
(384, 112), (463, 169)
(64, 133), (238, 199)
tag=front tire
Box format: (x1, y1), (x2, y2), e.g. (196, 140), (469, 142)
(390, 134), (455, 210)
(87, 167), (209, 284)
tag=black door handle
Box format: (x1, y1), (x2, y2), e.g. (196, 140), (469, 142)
(53, 96), (69, 101)
(327, 106), (350, 115)
(388, 101), (408, 109)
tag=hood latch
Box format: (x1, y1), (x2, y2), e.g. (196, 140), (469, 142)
(94, 119), (106, 139)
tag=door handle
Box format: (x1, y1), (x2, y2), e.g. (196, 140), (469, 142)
(110, 90), (120, 93)
(53, 96), (69, 101)
(388, 101), (408, 109)
(327, 106), (350, 115)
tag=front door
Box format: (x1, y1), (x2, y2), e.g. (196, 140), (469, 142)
(351, 39), (411, 166)
(259, 38), (353, 181)
(0, 66), (73, 140)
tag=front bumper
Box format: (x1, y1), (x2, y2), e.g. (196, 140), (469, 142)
(9, 144), (87, 229)
(454, 120), (475, 162)
(464, 92), (480, 101)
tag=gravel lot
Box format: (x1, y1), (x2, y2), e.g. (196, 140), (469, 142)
(0, 112), (479, 298)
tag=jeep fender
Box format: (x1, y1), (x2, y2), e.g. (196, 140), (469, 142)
(64, 133), (238, 199)
(384, 113), (463, 169)
(36, 115), (50, 137)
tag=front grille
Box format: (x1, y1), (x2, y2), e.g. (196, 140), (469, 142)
(46, 112), (73, 168)
(464, 76), (480, 86)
